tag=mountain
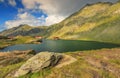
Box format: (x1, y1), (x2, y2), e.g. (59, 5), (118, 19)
(0, 24), (48, 37)
(48, 2), (120, 44)
(1, 2), (120, 44)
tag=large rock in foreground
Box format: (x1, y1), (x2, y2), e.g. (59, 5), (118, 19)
(14, 52), (62, 77)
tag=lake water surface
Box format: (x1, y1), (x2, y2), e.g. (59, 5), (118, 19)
(1, 40), (120, 52)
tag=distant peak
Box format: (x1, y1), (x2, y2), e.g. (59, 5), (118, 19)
(18, 24), (29, 27)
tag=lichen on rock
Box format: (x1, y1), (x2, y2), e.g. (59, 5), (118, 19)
(14, 52), (62, 77)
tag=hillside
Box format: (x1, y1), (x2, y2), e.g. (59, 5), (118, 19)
(0, 1), (120, 78)
(48, 2), (120, 44)
(0, 48), (120, 78)
(0, 24), (48, 37)
(1, 2), (120, 44)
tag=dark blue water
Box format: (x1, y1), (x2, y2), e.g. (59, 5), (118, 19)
(0, 40), (120, 52)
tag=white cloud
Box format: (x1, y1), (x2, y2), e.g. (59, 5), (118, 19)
(8, 0), (16, 6)
(5, 12), (46, 28)
(5, 0), (118, 28)
(0, 0), (4, 2)
(21, 0), (83, 25)
(21, 0), (118, 26)
(45, 15), (65, 26)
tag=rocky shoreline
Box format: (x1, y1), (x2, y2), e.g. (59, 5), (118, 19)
(0, 45), (10, 50)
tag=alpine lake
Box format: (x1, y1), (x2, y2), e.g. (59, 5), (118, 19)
(1, 40), (120, 53)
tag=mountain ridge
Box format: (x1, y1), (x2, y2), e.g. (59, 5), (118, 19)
(0, 24), (48, 36)
(0, 1), (120, 44)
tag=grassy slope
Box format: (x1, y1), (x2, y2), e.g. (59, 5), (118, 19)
(0, 25), (32, 36)
(0, 25), (48, 37)
(17, 48), (120, 78)
(48, 2), (120, 44)
(0, 62), (24, 78)
(47, 48), (120, 78)
(0, 36), (36, 49)
(1, 2), (120, 44)
(0, 48), (119, 78)
(0, 2), (120, 78)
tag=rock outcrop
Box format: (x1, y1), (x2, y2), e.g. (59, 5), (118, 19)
(0, 50), (36, 66)
(55, 54), (77, 68)
(14, 52), (62, 77)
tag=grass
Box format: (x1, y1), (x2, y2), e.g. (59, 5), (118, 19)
(109, 59), (120, 66)
(47, 2), (120, 44)
(1, 2), (120, 45)
(0, 47), (119, 78)
(19, 68), (51, 78)
(77, 15), (120, 44)
(46, 52), (116, 78)
(0, 2), (120, 78)
(0, 62), (24, 78)
(0, 36), (36, 49)
(20, 48), (119, 78)
(13, 36), (36, 44)
(100, 71), (116, 78)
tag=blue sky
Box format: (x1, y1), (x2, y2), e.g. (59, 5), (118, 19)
(0, 0), (22, 29)
(0, 0), (48, 31)
(0, 0), (118, 31)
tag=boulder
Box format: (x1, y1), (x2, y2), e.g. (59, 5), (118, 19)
(14, 52), (62, 77)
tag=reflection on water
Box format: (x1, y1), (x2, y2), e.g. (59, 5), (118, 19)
(1, 40), (120, 52)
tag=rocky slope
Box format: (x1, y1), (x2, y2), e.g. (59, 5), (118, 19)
(0, 50), (36, 78)
(1, 48), (118, 78)
(0, 50), (36, 67)
(0, 42), (119, 78)
(0, 51), (77, 78)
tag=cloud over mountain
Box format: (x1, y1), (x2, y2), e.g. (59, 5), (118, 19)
(5, 12), (45, 28)
(3, 0), (118, 28)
